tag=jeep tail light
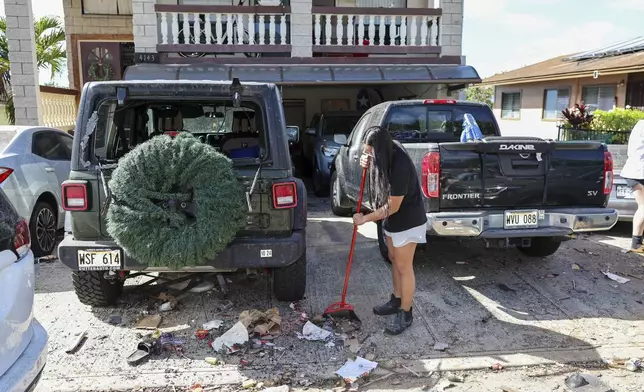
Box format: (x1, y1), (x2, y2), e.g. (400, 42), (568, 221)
(0, 167), (13, 184)
(421, 152), (440, 198)
(272, 182), (297, 209)
(14, 218), (30, 258)
(603, 151), (613, 195)
(62, 182), (88, 211)
(424, 99), (456, 105)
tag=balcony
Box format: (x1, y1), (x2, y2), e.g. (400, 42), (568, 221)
(154, 4), (292, 58)
(311, 6), (441, 56)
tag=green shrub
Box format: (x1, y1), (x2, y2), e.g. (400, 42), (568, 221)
(591, 108), (644, 131)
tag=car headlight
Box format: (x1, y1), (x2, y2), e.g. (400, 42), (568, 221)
(321, 145), (340, 157)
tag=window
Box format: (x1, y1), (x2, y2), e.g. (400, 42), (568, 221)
(347, 112), (372, 145)
(321, 115), (361, 136)
(501, 92), (521, 119)
(382, 104), (498, 141)
(582, 86), (616, 111)
(542, 88), (570, 120)
(32, 132), (70, 161)
(82, 0), (132, 15)
(58, 134), (74, 158)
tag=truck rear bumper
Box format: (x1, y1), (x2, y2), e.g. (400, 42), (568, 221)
(57, 230), (306, 271)
(427, 208), (618, 237)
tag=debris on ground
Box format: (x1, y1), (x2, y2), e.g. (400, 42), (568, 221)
(261, 386), (289, 392)
(445, 372), (464, 382)
(242, 379), (257, 389)
(204, 357), (219, 366)
(239, 308), (281, 335)
(36, 255), (58, 264)
(211, 321), (249, 353)
(203, 319), (224, 331)
(564, 373), (612, 391)
(432, 379), (455, 391)
(602, 271), (630, 284)
(625, 358), (642, 372)
(433, 342), (449, 351)
(572, 263), (583, 271)
(491, 363), (504, 371)
(335, 356), (378, 383)
(195, 329), (210, 340)
(159, 301), (175, 312)
(135, 314), (162, 330)
(298, 321), (332, 341)
(345, 338), (361, 353)
(108, 315), (122, 325)
(65, 330), (88, 354)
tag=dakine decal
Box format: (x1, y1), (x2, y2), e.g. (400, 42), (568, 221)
(499, 144), (536, 151)
(442, 193), (481, 200)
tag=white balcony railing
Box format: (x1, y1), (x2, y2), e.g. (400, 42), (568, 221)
(311, 6), (441, 55)
(40, 87), (77, 132)
(154, 4), (292, 56)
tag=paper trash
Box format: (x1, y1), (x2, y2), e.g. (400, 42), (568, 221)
(211, 321), (249, 352)
(203, 319), (224, 331)
(602, 271), (631, 284)
(239, 308), (281, 335)
(297, 321), (332, 341)
(336, 356), (378, 383)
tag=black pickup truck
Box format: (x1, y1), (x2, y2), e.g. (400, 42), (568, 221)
(330, 99), (618, 259)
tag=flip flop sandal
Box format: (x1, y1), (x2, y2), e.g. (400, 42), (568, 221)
(127, 339), (160, 366)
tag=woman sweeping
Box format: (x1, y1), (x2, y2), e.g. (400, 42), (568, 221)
(352, 126), (427, 335)
(620, 120), (644, 252)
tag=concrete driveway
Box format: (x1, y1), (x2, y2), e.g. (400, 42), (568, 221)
(33, 195), (644, 391)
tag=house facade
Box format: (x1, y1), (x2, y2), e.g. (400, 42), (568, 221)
(3, 0), (477, 128)
(483, 38), (644, 140)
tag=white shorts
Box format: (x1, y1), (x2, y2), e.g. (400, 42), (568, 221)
(383, 223), (428, 248)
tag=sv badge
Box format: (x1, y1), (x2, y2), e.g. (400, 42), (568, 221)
(587, 190), (598, 196)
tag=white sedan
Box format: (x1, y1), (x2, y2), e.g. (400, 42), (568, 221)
(0, 126), (73, 257)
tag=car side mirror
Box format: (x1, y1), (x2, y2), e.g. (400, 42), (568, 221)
(305, 128), (316, 136)
(286, 126), (299, 143)
(333, 134), (348, 146)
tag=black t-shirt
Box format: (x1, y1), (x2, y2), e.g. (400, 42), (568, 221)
(384, 142), (428, 233)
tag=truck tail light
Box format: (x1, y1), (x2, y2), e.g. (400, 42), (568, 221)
(14, 218), (30, 258)
(424, 99), (456, 105)
(0, 167), (13, 184)
(62, 182), (88, 211)
(272, 182), (297, 209)
(421, 152), (440, 198)
(603, 151), (614, 195)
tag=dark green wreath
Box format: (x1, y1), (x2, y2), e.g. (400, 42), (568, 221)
(106, 133), (246, 268)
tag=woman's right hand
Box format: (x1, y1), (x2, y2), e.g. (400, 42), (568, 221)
(360, 153), (371, 168)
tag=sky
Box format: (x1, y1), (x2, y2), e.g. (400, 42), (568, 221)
(1, 0), (642, 85)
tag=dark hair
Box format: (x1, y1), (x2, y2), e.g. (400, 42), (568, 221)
(363, 126), (394, 211)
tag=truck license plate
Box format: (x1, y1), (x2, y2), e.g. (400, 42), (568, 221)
(78, 249), (122, 271)
(504, 210), (539, 229)
(616, 185), (635, 199)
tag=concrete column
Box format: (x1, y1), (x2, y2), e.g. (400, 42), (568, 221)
(133, 0), (158, 53)
(4, 0), (42, 125)
(290, 0), (312, 58)
(440, 0), (463, 57)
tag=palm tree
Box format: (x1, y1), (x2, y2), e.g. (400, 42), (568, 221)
(0, 15), (66, 124)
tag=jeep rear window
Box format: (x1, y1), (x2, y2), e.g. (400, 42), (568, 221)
(383, 104), (499, 141)
(92, 99), (267, 164)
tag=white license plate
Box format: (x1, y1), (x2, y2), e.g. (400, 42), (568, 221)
(616, 185), (635, 199)
(78, 249), (122, 271)
(504, 210), (539, 229)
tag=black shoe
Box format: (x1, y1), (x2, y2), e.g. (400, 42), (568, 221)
(373, 294), (401, 316)
(384, 308), (413, 335)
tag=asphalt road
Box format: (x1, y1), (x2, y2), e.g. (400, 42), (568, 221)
(33, 192), (644, 391)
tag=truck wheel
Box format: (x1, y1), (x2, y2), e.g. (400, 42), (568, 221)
(376, 221), (392, 264)
(517, 238), (562, 257)
(272, 252), (307, 301)
(72, 271), (124, 307)
(331, 171), (352, 217)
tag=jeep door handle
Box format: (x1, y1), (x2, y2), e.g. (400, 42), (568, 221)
(44, 166), (55, 172)
(353, 156), (359, 160)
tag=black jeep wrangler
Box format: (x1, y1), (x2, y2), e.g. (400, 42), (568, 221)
(58, 80), (307, 306)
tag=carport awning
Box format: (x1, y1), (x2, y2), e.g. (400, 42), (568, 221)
(124, 64), (481, 84)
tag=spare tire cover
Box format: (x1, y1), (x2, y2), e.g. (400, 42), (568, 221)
(106, 133), (247, 268)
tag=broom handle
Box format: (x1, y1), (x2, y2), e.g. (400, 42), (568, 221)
(340, 166), (368, 304)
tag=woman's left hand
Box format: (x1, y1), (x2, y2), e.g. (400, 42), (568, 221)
(353, 213), (368, 226)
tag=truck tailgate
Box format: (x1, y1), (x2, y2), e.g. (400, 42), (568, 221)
(437, 139), (610, 209)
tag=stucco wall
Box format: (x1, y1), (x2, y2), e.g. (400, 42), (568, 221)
(492, 75), (628, 140)
(63, 0), (134, 89)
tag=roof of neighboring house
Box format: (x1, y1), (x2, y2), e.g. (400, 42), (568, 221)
(483, 37), (644, 86)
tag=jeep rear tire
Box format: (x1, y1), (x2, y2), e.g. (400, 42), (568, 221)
(517, 237), (562, 258)
(272, 252), (307, 301)
(331, 171), (352, 217)
(72, 271), (124, 307)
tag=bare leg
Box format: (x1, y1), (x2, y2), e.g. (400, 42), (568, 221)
(633, 184), (644, 237)
(391, 242), (418, 311)
(387, 235), (402, 298)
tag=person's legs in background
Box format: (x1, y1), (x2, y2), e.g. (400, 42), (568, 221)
(373, 235), (401, 315)
(630, 182), (644, 251)
(385, 241), (417, 335)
